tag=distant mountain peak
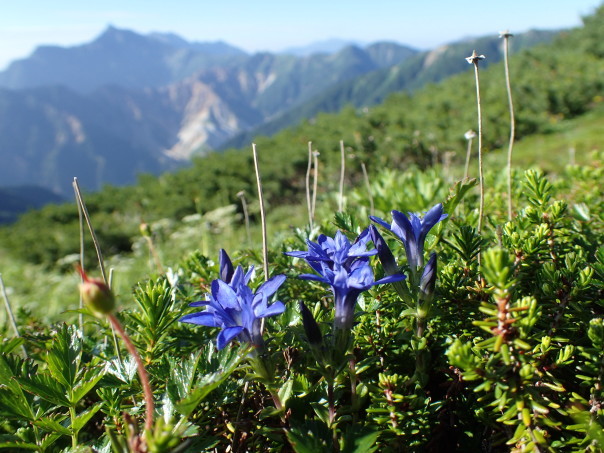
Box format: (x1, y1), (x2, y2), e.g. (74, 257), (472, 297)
(281, 38), (366, 56)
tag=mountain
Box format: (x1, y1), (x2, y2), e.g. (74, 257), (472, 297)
(222, 29), (558, 149)
(0, 186), (64, 224)
(281, 39), (366, 56)
(0, 26), (556, 200)
(0, 26), (248, 93)
(0, 30), (420, 196)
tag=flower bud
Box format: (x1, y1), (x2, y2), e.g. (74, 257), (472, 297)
(420, 253), (437, 300)
(78, 267), (115, 315)
(299, 301), (322, 346)
(139, 222), (151, 238)
(368, 225), (398, 276)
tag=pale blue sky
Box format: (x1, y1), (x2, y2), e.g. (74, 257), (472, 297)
(0, 0), (601, 69)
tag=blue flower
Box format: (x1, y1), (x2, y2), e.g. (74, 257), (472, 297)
(286, 229), (377, 271)
(180, 251), (286, 350)
(287, 230), (405, 331)
(370, 203), (447, 272)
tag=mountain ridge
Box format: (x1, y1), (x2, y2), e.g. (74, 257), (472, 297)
(0, 26), (557, 200)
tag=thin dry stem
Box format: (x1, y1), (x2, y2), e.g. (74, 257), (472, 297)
(468, 52), (485, 236)
(361, 162), (375, 216)
(312, 151), (319, 222)
(73, 183), (85, 334)
(72, 178), (108, 283)
(252, 144), (269, 282)
(237, 191), (252, 245)
(463, 134), (474, 180)
(305, 142), (314, 228)
(502, 32), (516, 220)
(339, 140), (345, 212)
(0, 274), (28, 357)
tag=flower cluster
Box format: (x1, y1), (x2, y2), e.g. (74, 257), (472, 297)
(286, 229), (405, 331)
(180, 250), (286, 350)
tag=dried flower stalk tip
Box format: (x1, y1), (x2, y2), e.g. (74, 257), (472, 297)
(77, 266), (115, 315)
(499, 30), (514, 39)
(466, 50), (486, 65)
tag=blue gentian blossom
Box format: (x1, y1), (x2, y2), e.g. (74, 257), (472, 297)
(180, 250), (286, 350)
(370, 203), (447, 272)
(286, 230), (405, 330)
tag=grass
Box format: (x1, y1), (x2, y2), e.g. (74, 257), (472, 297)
(487, 102), (604, 172)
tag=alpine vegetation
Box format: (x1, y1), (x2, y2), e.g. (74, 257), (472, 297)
(0, 10), (603, 452)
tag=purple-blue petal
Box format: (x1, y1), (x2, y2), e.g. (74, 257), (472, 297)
(420, 203), (446, 239)
(369, 215), (392, 231)
(284, 250), (310, 259)
(256, 274), (286, 298)
(180, 312), (218, 327)
(374, 273), (407, 285)
(212, 279), (240, 309)
(219, 249), (234, 283)
(256, 301), (286, 318)
(189, 300), (209, 307)
(299, 273), (329, 284)
(216, 326), (244, 349)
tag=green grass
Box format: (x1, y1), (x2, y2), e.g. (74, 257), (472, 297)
(487, 101), (604, 172)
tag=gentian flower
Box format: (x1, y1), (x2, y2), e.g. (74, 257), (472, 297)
(180, 251), (286, 350)
(286, 229), (377, 271)
(287, 230), (405, 331)
(370, 203), (447, 272)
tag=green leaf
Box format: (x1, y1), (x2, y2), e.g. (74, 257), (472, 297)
(286, 421), (331, 452)
(34, 415), (71, 436)
(175, 348), (244, 417)
(45, 324), (82, 389)
(0, 337), (25, 355)
(278, 379), (294, 407)
(341, 426), (380, 453)
(443, 177), (478, 214)
(167, 352), (201, 403)
(17, 372), (71, 407)
(70, 366), (105, 405)
(0, 440), (40, 450)
(71, 403), (102, 433)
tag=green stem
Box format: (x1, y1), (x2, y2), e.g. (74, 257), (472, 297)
(349, 357), (358, 423)
(69, 406), (78, 448)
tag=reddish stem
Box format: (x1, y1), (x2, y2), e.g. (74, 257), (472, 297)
(108, 313), (155, 433)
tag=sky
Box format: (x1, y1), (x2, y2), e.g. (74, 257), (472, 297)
(0, 0), (601, 70)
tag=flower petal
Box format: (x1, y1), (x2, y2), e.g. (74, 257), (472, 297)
(219, 249), (234, 282)
(189, 300), (209, 307)
(212, 279), (240, 309)
(420, 203), (446, 240)
(256, 274), (286, 298)
(369, 225), (398, 275)
(257, 301), (286, 318)
(299, 273), (329, 284)
(369, 215), (392, 232)
(180, 312), (218, 327)
(374, 273), (407, 285)
(216, 326), (244, 349)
